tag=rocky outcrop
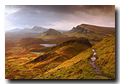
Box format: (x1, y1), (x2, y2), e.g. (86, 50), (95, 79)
(69, 26), (94, 34)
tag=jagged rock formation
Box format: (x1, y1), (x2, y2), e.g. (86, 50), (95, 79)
(68, 26), (94, 34)
(64, 24), (114, 45)
(66, 25), (95, 36)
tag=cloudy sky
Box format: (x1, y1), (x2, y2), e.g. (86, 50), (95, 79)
(5, 5), (115, 31)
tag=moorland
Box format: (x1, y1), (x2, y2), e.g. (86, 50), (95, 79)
(5, 24), (115, 79)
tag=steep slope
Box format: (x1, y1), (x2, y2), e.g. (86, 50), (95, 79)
(92, 33), (115, 79)
(37, 29), (65, 39)
(26, 37), (92, 72)
(79, 24), (115, 35)
(65, 24), (115, 45)
(34, 33), (115, 79)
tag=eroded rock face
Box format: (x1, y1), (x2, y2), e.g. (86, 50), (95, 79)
(70, 26), (94, 34)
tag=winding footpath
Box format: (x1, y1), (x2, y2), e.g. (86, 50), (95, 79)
(88, 49), (110, 79)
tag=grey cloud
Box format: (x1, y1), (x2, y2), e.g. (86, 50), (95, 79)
(5, 5), (115, 30)
(5, 6), (77, 27)
(22, 5), (114, 15)
(6, 5), (115, 16)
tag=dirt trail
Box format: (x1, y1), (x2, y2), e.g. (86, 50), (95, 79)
(88, 49), (110, 79)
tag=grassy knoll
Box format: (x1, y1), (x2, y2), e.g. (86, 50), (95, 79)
(37, 29), (65, 39)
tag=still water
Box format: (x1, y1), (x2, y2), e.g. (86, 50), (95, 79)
(39, 44), (56, 47)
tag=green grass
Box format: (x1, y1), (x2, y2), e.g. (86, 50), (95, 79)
(87, 52), (94, 61)
(34, 33), (115, 79)
(93, 33), (115, 79)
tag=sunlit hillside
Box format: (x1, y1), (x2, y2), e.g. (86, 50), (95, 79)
(34, 33), (115, 79)
(5, 5), (115, 80)
(5, 37), (92, 79)
(65, 24), (115, 45)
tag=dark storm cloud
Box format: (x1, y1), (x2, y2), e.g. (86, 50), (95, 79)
(6, 5), (81, 27)
(6, 5), (115, 15)
(82, 5), (115, 16)
(5, 5), (115, 31)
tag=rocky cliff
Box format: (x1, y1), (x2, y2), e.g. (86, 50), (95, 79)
(69, 26), (94, 34)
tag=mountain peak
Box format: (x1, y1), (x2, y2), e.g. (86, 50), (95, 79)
(37, 28), (65, 39)
(67, 26), (89, 34)
(32, 26), (43, 29)
(45, 28), (62, 35)
(48, 28), (55, 30)
(47, 28), (58, 32)
(30, 26), (48, 32)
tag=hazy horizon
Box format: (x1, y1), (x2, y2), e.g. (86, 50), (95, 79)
(5, 5), (115, 31)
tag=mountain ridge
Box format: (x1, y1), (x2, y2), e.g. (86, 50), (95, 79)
(78, 24), (115, 35)
(5, 26), (48, 33)
(5, 28), (29, 33)
(65, 24), (115, 36)
(64, 24), (115, 45)
(24, 26), (48, 33)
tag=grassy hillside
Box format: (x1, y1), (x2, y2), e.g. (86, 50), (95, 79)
(65, 24), (115, 45)
(5, 37), (92, 79)
(92, 33), (115, 79)
(79, 24), (115, 35)
(34, 33), (115, 79)
(37, 29), (65, 39)
(28, 37), (92, 68)
(5, 23), (115, 79)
